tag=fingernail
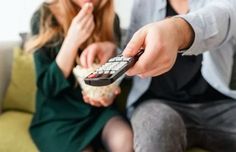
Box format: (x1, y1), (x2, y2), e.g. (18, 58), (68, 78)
(123, 50), (132, 57)
(86, 3), (93, 11)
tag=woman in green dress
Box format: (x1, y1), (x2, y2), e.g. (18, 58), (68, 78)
(26, 0), (133, 151)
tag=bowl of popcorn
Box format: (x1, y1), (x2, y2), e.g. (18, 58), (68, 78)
(73, 64), (122, 100)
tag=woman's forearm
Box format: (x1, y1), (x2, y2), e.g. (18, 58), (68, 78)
(56, 38), (81, 78)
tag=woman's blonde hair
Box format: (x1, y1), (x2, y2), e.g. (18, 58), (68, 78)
(26, 0), (115, 52)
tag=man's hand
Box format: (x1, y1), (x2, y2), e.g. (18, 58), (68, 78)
(122, 17), (194, 78)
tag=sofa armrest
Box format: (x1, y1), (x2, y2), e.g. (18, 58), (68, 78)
(0, 41), (19, 113)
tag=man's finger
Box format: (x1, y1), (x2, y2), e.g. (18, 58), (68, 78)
(138, 66), (164, 78)
(123, 29), (146, 57)
(125, 60), (144, 76)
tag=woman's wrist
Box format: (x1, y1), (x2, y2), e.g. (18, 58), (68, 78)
(64, 35), (82, 51)
(171, 17), (195, 51)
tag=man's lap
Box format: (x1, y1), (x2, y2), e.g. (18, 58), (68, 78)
(130, 99), (236, 152)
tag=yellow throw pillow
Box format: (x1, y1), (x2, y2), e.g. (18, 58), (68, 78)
(3, 47), (36, 113)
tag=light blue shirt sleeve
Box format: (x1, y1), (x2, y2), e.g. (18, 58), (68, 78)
(179, 0), (236, 55)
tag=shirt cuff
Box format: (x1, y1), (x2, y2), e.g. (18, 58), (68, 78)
(175, 14), (205, 56)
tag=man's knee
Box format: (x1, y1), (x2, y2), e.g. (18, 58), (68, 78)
(131, 100), (186, 152)
(131, 100), (185, 129)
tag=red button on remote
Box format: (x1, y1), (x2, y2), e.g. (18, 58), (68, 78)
(88, 74), (98, 78)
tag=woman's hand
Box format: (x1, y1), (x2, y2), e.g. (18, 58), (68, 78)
(80, 42), (117, 68)
(56, 3), (95, 77)
(65, 3), (95, 49)
(122, 17), (194, 78)
(82, 86), (121, 107)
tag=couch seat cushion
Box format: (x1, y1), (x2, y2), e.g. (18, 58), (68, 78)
(0, 111), (38, 152)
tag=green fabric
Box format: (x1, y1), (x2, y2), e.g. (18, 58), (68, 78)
(0, 111), (38, 152)
(30, 45), (119, 152)
(3, 47), (36, 113)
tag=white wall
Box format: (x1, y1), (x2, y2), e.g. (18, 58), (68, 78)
(0, 0), (43, 41)
(0, 0), (134, 41)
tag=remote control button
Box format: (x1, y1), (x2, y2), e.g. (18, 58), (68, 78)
(96, 67), (104, 72)
(88, 74), (98, 78)
(104, 63), (113, 70)
(109, 62), (120, 70)
(115, 57), (123, 62)
(106, 62), (118, 71)
(98, 70), (104, 74)
(110, 70), (116, 74)
(104, 71), (110, 74)
(113, 62), (127, 71)
(122, 57), (132, 62)
(100, 74), (112, 79)
(93, 71), (99, 75)
(109, 57), (119, 62)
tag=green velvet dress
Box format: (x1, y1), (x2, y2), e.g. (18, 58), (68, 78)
(29, 5), (121, 152)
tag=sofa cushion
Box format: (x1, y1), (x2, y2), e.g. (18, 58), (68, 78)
(3, 47), (36, 113)
(0, 111), (38, 152)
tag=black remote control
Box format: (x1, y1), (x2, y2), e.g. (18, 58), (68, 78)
(84, 49), (144, 86)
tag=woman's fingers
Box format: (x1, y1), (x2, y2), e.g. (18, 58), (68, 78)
(99, 87), (121, 107)
(80, 14), (94, 30)
(90, 99), (103, 107)
(80, 44), (97, 68)
(83, 95), (115, 107)
(74, 3), (93, 22)
(82, 86), (120, 107)
(100, 99), (112, 107)
(80, 49), (88, 68)
(82, 92), (102, 107)
(114, 86), (121, 95)
(87, 45), (98, 67)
